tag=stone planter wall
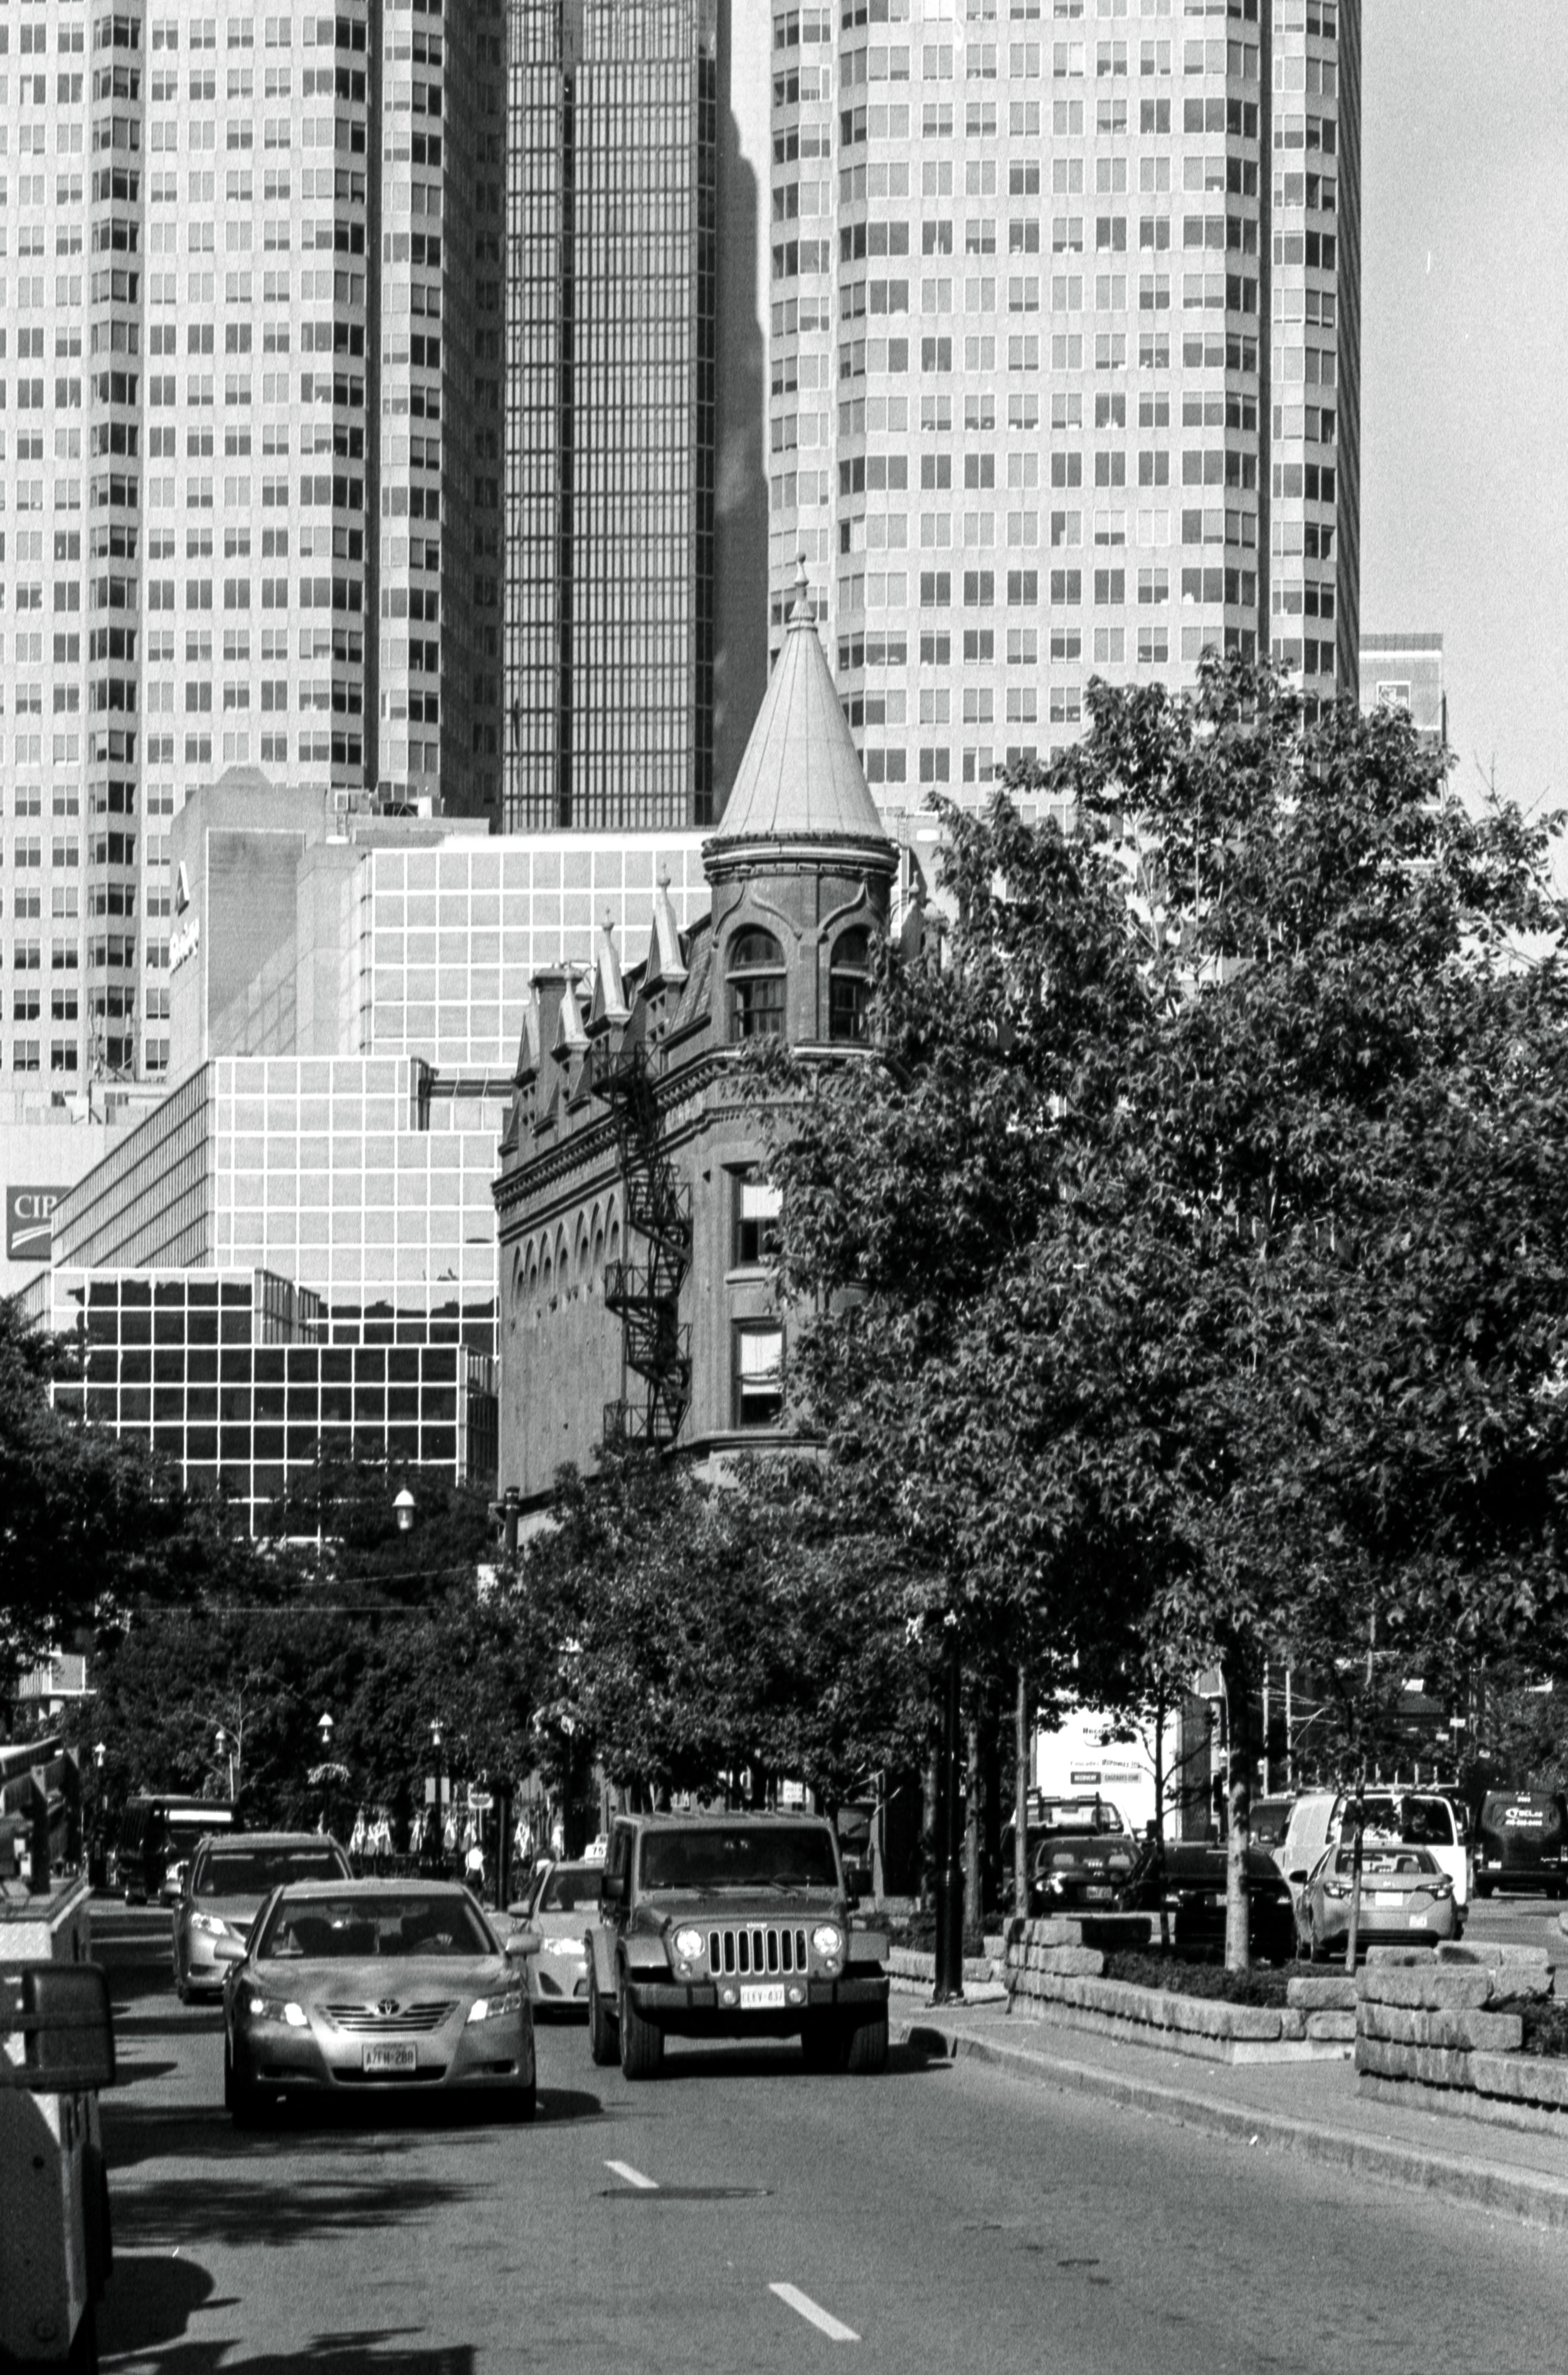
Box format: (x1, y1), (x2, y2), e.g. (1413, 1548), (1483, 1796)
(1355, 1943), (1568, 2135)
(1002, 1916), (1351, 2065)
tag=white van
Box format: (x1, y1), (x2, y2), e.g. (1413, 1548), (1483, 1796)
(1282, 1790), (1469, 1923)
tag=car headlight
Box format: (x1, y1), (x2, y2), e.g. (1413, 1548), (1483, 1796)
(247, 1996), (308, 2027)
(1429, 1878), (1454, 1898)
(811, 1925), (844, 1958)
(545, 1937), (586, 1958)
(467, 1989), (524, 2024)
(1323, 1883), (1350, 1899)
(673, 1928), (704, 1961)
(191, 1912), (230, 1938)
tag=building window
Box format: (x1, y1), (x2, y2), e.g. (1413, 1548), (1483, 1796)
(734, 1174), (781, 1270)
(728, 926), (786, 1041)
(734, 1322), (785, 1430)
(829, 927), (873, 1043)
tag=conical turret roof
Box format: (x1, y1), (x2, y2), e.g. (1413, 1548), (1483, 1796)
(712, 566), (890, 848)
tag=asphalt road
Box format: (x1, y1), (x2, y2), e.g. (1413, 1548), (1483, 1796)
(92, 1901), (1565, 2375)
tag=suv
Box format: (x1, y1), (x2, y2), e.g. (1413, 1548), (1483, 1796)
(585, 1812), (889, 2080)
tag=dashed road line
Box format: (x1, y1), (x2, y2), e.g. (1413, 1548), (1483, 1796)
(603, 2159), (659, 2191)
(769, 2283), (860, 2342)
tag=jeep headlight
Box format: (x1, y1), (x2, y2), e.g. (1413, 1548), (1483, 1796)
(673, 1927), (704, 1962)
(811, 1925), (844, 1958)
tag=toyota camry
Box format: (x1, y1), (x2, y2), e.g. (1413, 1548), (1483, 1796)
(220, 1881), (540, 2125)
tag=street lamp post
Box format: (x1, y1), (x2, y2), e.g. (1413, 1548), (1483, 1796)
(394, 1488), (416, 1534)
(215, 1726), (235, 1800)
(90, 1742), (107, 1889)
(429, 1718), (445, 1876)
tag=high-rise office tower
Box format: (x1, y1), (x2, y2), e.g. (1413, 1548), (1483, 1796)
(504, 0), (720, 832)
(765, 0), (1359, 806)
(0, 0), (504, 1097)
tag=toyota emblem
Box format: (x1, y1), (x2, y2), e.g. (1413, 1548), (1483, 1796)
(376, 1998), (400, 2016)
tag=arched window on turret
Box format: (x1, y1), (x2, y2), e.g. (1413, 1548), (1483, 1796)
(829, 927), (872, 1043)
(728, 925), (786, 1040)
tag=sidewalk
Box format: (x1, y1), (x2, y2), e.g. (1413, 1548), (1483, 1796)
(894, 1998), (1568, 2230)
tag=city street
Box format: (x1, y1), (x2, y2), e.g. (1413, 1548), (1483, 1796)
(93, 1903), (1565, 2375)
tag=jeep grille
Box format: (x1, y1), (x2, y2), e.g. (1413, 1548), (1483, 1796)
(707, 1925), (808, 1977)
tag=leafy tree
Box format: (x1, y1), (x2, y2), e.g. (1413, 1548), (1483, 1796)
(748, 657), (1568, 1963)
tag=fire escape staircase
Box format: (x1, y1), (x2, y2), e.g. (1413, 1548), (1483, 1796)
(591, 1036), (692, 1450)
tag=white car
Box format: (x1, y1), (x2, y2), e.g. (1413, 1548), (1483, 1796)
(514, 1859), (601, 2017)
(1330, 1792), (1470, 1920)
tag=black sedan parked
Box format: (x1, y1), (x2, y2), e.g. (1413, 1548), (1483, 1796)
(1118, 1840), (1297, 1964)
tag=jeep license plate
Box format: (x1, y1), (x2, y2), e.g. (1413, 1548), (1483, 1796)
(363, 2043), (417, 2074)
(739, 1984), (786, 2011)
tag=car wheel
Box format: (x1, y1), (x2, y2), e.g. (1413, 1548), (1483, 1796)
(1476, 1878), (1495, 1899)
(845, 2014), (889, 2076)
(588, 1968), (618, 2068)
(223, 2032), (235, 2112)
(617, 1975), (663, 2081)
(800, 2017), (845, 2074)
(65, 2301), (98, 2375)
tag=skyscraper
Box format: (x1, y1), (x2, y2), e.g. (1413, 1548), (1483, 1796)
(765, 0), (1360, 806)
(503, 0), (720, 832)
(1, 0), (504, 1098)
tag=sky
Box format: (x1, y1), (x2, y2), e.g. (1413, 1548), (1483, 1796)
(1362, 4), (1568, 829)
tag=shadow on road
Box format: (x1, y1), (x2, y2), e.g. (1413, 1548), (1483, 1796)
(650, 2039), (947, 2084)
(98, 2250), (220, 2362)
(100, 2275), (476, 2375)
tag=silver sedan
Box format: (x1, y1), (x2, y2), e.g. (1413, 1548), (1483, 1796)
(221, 1881), (540, 2125)
(516, 1860), (603, 2017)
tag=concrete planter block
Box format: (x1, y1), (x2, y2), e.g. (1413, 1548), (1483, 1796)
(1360, 2002), (1524, 2054)
(1468, 2051), (1568, 2110)
(1162, 1994), (1282, 2043)
(1306, 2009), (1357, 2043)
(1356, 1967), (1491, 2011)
(1032, 1947), (1104, 1977)
(1287, 1974), (1357, 2011)
(1437, 1941), (1549, 1972)
(1363, 1946), (1434, 1968)
(1278, 2007), (1308, 2041)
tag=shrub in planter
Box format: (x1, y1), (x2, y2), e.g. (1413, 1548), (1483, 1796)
(1101, 1948), (1298, 2009)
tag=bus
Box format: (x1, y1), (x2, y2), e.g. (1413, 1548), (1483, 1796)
(109, 1795), (238, 1905)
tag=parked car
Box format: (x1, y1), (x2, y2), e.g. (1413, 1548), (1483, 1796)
(1030, 1800), (1138, 1912)
(1119, 1839), (1297, 1963)
(515, 1859), (599, 2016)
(221, 1880), (541, 2125)
(1276, 1791), (1338, 1913)
(1474, 1790), (1568, 1899)
(1298, 1842), (1458, 1958)
(172, 1832), (354, 2002)
(1249, 1796), (1295, 1866)
(1328, 1792), (1470, 1923)
(585, 1811), (889, 2079)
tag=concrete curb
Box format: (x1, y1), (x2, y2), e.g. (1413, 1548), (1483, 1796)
(894, 2018), (1568, 2232)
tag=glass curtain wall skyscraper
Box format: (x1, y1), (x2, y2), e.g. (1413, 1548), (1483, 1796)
(766, 0), (1359, 804)
(0, 0), (504, 1099)
(504, 0), (718, 831)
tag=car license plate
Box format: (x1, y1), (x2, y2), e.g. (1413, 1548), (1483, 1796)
(1408, 1915), (1429, 1928)
(739, 1984), (786, 2010)
(1084, 1885), (1113, 1901)
(1372, 1891), (1402, 1906)
(363, 2042), (416, 2075)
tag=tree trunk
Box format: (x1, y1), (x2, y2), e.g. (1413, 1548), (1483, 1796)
(1014, 1663), (1030, 1921)
(964, 1714), (983, 1942)
(1224, 1660), (1253, 1972)
(1343, 1770), (1366, 1973)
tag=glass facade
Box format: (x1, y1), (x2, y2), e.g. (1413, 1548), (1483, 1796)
(0, 0), (505, 1105)
(30, 1265), (497, 1526)
(504, 0), (718, 831)
(765, 0), (1360, 807)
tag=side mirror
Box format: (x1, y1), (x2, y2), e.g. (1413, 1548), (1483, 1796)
(600, 1872), (625, 1905)
(1289, 1869), (1308, 1887)
(844, 1890), (861, 1913)
(213, 1933), (245, 1965)
(503, 1926), (542, 1960)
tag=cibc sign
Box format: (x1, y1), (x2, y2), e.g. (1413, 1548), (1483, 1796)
(6, 1186), (67, 1263)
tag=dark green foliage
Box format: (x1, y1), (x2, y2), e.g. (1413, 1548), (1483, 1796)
(1500, 1998), (1568, 2058)
(1100, 1949), (1294, 2006)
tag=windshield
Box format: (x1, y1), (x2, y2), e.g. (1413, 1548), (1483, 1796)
(1039, 1801), (1125, 1835)
(257, 1893), (495, 1960)
(1249, 1802), (1291, 1847)
(638, 1826), (840, 1893)
(538, 1866), (602, 1913)
(195, 1844), (350, 1897)
(1335, 1848), (1436, 1879)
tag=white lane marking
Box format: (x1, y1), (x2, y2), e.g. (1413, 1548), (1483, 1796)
(603, 2159), (659, 2191)
(769, 2283), (860, 2342)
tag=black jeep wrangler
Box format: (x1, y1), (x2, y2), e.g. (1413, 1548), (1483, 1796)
(585, 1811), (889, 2080)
